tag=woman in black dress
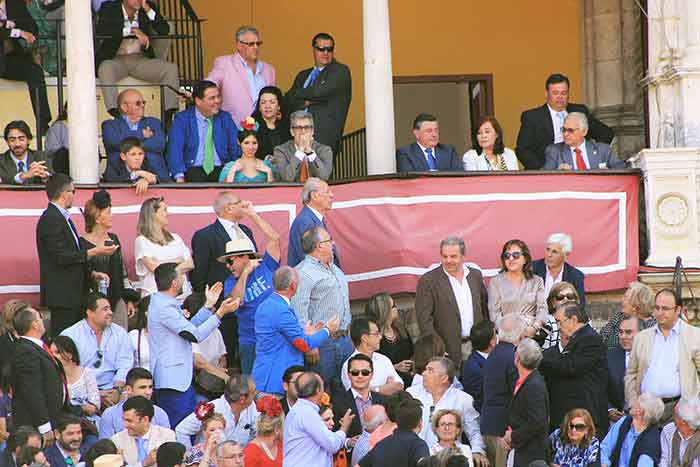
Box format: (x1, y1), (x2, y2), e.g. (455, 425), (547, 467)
(251, 86), (291, 161)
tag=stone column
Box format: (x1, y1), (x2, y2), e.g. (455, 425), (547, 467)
(65, 0), (99, 183)
(582, 0), (646, 158)
(363, 0), (396, 175)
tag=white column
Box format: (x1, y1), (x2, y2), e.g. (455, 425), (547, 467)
(363, 0), (396, 175)
(65, 0), (99, 183)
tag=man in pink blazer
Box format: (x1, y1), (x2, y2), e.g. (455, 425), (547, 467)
(206, 25), (276, 126)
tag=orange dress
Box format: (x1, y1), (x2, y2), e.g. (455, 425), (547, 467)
(243, 442), (282, 467)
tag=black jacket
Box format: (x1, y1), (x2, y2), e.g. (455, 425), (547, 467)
(532, 259), (586, 305)
(332, 388), (385, 438)
(539, 324), (609, 437)
(515, 103), (614, 170)
(509, 370), (550, 467)
(0, 0), (37, 74)
(607, 346), (626, 412)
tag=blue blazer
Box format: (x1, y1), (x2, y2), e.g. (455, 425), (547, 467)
(532, 259), (586, 305)
(166, 107), (242, 178)
(101, 116), (170, 181)
(480, 342), (517, 436)
(395, 142), (463, 172)
(147, 292), (222, 392)
(461, 351), (487, 414)
(607, 346), (626, 411)
(252, 293), (329, 394)
(287, 205), (340, 268)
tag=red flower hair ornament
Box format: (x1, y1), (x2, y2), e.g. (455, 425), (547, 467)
(239, 117), (260, 132)
(194, 401), (215, 421)
(255, 395), (283, 418)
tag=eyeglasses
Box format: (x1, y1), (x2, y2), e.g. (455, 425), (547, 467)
(239, 40), (263, 47)
(319, 239), (333, 245)
(132, 100), (146, 106)
(502, 251), (523, 260)
(569, 423), (587, 431)
(438, 422), (458, 429)
(655, 305), (677, 312)
(313, 46), (334, 53)
(292, 125), (314, 131)
(349, 369), (372, 377)
(556, 293), (577, 301)
(554, 316), (571, 325)
(94, 350), (103, 369)
(561, 127), (579, 134)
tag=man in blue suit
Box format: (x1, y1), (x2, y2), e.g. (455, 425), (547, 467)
(102, 89), (170, 181)
(532, 232), (586, 305)
(43, 416), (84, 467)
(461, 320), (496, 414)
(167, 80), (242, 182)
(147, 263), (240, 427)
(395, 113), (463, 172)
(287, 177), (340, 267)
(607, 314), (638, 423)
(253, 266), (336, 395)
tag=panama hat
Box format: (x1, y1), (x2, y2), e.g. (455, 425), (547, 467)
(217, 237), (261, 263)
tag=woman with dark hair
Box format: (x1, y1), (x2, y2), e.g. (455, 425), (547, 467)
(549, 408), (600, 467)
(488, 239), (547, 336)
(365, 293), (414, 387)
(250, 86), (291, 160)
(539, 281), (580, 349)
(128, 295), (151, 369)
(81, 439), (120, 467)
(462, 116), (518, 171)
(81, 189), (132, 329)
(219, 119), (276, 183)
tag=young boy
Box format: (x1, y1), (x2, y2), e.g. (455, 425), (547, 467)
(103, 137), (161, 194)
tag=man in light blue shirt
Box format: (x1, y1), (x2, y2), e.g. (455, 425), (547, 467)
(61, 292), (134, 406)
(283, 372), (353, 467)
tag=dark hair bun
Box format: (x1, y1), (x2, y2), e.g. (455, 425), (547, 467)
(92, 190), (111, 210)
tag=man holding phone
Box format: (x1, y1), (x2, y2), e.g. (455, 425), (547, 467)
(219, 202), (281, 375)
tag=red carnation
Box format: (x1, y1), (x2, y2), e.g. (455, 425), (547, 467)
(255, 395), (282, 418)
(194, 401), (215, 421)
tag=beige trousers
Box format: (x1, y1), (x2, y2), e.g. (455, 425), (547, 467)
(484, 435), (509, 467)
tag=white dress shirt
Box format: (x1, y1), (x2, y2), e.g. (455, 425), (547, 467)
(340, 349), (403, 391)
(443, 265), (475, 337)
(548, 105), (567, 144)
(217, 217), (252, 243)
(543, 265), (564, 298)
(641, 320), (682, 398)
(570, 141), (591, 170)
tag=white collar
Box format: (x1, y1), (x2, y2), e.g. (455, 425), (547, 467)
(476, 351), (489, 360)
(10, 152), (28, 165)
(350, 387), (371, 401)
(307, 205), (324, 221)
(21, 335), (44, 348)
(548, 105), (566, 117)
(416, 142), (436, 154)
(569, 141), (586, 152)
(442, 264), (471, 281)
(275, 292), (291, 306)
(217, 217), (239, 230)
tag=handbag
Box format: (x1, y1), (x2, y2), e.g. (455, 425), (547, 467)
(195, 370), (226, 396)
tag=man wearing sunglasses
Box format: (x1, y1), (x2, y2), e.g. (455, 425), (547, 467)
(61, 292), (135, 409)
(207, 25), (276, 126)
(286, 32), (351, 154)
(542, 112), (625, 170)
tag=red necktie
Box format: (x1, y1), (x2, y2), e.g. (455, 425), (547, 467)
(574, 148), (587, 170)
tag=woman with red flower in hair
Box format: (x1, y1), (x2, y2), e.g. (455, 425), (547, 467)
(219, 118), (277, 183)
(317, 393), (352, 467)
(183, 402), (226, 467)
(243, 396), (283, 466)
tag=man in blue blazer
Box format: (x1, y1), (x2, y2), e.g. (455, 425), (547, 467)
(167, 80), (242, 182)
(461, 321), (496, 414)
(287, 177), (340, 267)
(532, 232), (586, 305)
(607, 314), (638, 423)
(395, 113), (463, 172)
(147, 263), (240, 427)
(252, 266), (335, 395)
(102, 89), (170, 181)
(43, 416), (84, 467)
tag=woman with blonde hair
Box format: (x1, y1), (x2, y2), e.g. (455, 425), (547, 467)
(429, 409), (473, 466)
(549, 408), (600, 467)
(184, 404), (227, 467)
(134, 197), (194, 302)
(244, 396), (283, 466)
(599, 281), (656, 349)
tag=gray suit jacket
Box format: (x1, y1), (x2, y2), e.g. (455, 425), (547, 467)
(543, 140), (625, 170)
(272, 139), (333, 182)
(0, 150), (52, 184)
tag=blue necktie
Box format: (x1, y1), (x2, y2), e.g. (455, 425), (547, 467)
(17, 161), (25, 174)
(136, 437), (148, 463)
(304, 68), (321, 88)
(425, 148), (437, 170)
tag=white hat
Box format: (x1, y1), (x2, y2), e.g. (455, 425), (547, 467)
(217, 237), (261, 263)
(93, 454), (124, 467)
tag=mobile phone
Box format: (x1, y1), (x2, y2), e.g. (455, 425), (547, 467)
(104, 239), (115, 246)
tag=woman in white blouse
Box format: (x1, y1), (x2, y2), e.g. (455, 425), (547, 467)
(462, 116), (519, 171)
(134, 197), (194, 302)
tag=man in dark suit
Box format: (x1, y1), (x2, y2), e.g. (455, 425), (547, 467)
(333, 354), (385, 438)
(0, 120), (51, 184)
(516, 73), (614, 170)
(532, 232), (586, 305)
(395, 113), (463, 172)
(539, 303), (609, 437)
(503, 338), (549, 467)
(286, 32), (351, 154)
(281, 365), (306, 415)
(415, 236), (488, 367)
(191, 190), (256, 366)
(607, 314), (639, 423)
(11, 306), (67, 445)
(287, 177), (340, 267)
(1, 427), (42, 467)
(0, 0), (51, 133)
(36, 174), (118, 335)
(461, 320), (496, 413)
(543, 112), (625, 170)
(43, 416), (83, 467)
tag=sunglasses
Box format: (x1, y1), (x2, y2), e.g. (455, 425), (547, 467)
(226, 258), (236, 265)
(556, 293), (577, 301)
(313, 46), (334, 53)
(240, 40), (263, 47)
(502, 251), (523, 260)
(561, 127), (579, 134)
(349, 369), (372, 377)
(94, 350), (103, 369)
(569, 423), (587, 431)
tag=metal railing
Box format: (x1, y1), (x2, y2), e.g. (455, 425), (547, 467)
(333, 127), (367, 180)
(155, 0), (204, 87)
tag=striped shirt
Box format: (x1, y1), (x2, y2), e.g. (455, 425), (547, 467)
(291, 255), (351, 330)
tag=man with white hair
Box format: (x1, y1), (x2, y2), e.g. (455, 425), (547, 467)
(351, 404), (388, 466)
(532, 232), (585, 303)
(660, 398), (700, 467)
(543, 112), (625, 170)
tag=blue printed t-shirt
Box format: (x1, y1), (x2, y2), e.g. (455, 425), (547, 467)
(223, 252), (280, 345)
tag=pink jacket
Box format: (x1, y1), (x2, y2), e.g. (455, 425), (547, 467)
(206, 52), (276, 126)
